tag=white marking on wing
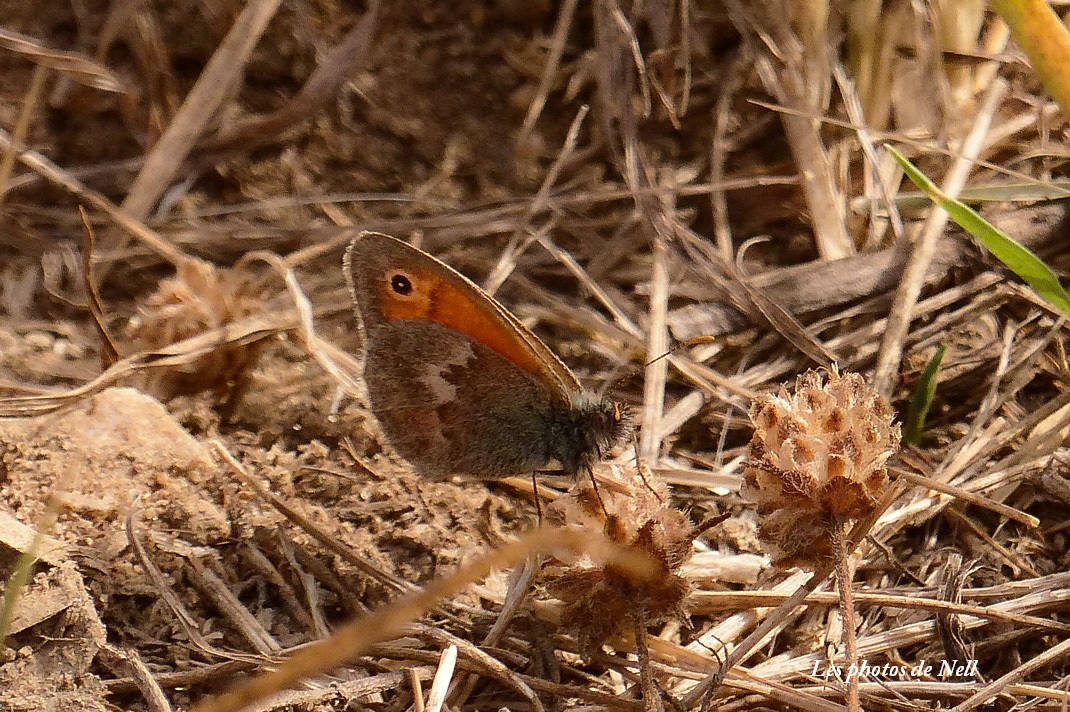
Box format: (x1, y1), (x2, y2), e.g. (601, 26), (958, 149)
(419, 341), (475, 405)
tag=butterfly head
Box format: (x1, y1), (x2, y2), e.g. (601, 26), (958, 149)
(552, 395), (634, 475)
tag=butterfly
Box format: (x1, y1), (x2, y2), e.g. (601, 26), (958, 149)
(344, 232), (632, 479)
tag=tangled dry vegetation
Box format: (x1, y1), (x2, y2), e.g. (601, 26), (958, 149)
(1, 1), (1069, 711)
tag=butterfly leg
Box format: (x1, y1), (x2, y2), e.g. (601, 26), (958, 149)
(531, 469), (544, 526)
(585, 463), (612, 523)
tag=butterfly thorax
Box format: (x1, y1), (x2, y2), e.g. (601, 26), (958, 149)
(548, 394), (633, 475)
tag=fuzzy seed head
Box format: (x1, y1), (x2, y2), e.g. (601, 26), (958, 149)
(126, 260), (264, 396)
(540, 466), (696, 654)
(741, 369), (900, 565)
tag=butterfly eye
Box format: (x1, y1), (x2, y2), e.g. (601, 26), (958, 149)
(390, 274), (413, 296)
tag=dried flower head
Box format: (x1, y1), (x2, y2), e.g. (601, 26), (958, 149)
(539, 466), (698, 655)
(126, 259), (264, 396)
(742, 368), (901, 566)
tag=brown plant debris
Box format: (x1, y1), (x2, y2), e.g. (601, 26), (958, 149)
(125, 259), (266, 397)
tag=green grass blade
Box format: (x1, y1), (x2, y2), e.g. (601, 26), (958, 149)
(887, 145), (1070, 318)
(885, 180), (1070, 210)
(904, 344), (946, 444)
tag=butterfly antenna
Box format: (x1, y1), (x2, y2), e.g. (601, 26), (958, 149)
(608, 336), (716, 392)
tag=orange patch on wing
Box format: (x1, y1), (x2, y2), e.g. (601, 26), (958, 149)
(379, 269), (546, 377)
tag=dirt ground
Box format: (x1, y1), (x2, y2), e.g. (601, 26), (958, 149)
(2, 2), (1070, 711)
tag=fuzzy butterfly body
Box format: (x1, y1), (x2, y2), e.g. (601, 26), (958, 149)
(344, 232), (631, 479)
